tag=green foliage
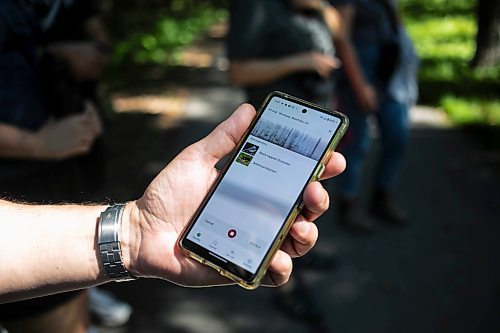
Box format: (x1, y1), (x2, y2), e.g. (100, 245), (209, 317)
(401, 0), (500, 128)
(441, 96), (500, 125)
(111, 6), (227, 66)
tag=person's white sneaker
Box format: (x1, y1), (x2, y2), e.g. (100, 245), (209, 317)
(88, 288), (132, 327)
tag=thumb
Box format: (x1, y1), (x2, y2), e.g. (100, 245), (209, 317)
(194, 103), (256, 165)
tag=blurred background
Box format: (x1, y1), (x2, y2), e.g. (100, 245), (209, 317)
(1, 0), (499, 332)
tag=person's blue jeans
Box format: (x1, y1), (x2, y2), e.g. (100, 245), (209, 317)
(336, 42), (409, 198)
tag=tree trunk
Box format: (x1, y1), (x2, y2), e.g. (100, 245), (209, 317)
(471, 0), (500, 68)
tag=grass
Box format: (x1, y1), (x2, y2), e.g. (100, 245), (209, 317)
(401, 0), (500, 129)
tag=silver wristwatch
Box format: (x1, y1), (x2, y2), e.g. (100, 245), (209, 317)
(98, 204), (136, 281)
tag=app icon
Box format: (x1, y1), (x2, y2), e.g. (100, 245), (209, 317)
(242, 142), (259, 156)
(236, 143), (260, 166)
(236, 152), (253, 166)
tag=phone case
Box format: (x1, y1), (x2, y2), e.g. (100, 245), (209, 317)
(178, 91), (349, 289)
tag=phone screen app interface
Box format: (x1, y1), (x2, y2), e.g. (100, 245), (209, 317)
(187, 97), (341, 273)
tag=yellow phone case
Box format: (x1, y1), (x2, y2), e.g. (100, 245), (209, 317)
(178, 91), (349, 289)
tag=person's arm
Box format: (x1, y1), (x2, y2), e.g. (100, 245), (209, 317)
(229, 52), (339, 86)
(0, 104), (346, 303)
(333, 4), (378, 112)
(0, 123), (39, 158)
(0, 103), (102, 160)
(227, 0), (339, 87)
(0, 202), (108, 303)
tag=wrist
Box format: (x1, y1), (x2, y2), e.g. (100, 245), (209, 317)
(96, 203), (139, 281)
(27, 130), (45, 159)
(354, 82), (370, 99)
(284, 54), (306, 73)
(120, 201), (141, 278)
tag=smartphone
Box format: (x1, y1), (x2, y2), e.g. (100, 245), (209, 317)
(178, 91), (349, 289)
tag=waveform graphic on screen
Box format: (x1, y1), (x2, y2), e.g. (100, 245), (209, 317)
(251, 119), (326, 160)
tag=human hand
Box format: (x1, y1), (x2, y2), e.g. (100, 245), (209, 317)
(356, 83), (378, 112)
(121, 104), (346, 287)
(291, 0), (324, 11)
(34, 102), (102, 159)
(289, 52), (340, 78)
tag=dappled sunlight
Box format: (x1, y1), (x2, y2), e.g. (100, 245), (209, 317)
(409, 105), (452, 128)
(177, 22), (229, 69)
(112, 94), (187, 116)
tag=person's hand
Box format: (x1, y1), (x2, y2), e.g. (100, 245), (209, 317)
(122, 104), (346, 287)
(47, 42), (108, 80)
(34, 102), (102, 159)
(288, 52), (340, 78)
(355, 83), (378, 112)
(291, 0), (324, 11)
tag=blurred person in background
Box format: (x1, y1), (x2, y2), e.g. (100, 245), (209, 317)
(227, 0), (339, 109)
(32, 0), (110, 198)
(227, 0), (356, 324)
(31, 0), (134, 327)
(331, 0), (418, 233)
(0, 1), (127, 332)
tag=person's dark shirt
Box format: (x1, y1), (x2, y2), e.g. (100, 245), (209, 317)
(31, 0), (99, 44)
(227, 0), (335, 108)
(0, 0), (51, 182)
(0, 0), (47, 130)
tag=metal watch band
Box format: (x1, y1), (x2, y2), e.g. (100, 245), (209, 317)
(98, 204), (136, 281)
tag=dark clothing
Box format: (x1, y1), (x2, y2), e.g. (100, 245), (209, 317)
(0, 1), (46, 130)
(227, 0), (335, 108)
(331, 0), (411, 196)
(34, 0), (107, 193)
(32, 0), (98, 44)
(0, 0), (53, 182)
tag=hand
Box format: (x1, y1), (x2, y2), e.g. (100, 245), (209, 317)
(289, 52), (340, 78)
(291, 0), (324, 11)
(356, 83), (378, 112)
(122, 104), (346, 287)
(34, 102), (102, 159)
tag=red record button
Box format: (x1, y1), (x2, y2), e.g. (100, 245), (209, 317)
(228, 229), (237, 238)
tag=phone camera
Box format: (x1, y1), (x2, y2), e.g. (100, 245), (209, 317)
(302, 109), (307, 114)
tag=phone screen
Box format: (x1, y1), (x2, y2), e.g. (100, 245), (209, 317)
(181, 93), (344, 282)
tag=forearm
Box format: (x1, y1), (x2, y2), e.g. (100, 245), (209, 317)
(335, 38), (369, 97)
(334, 4), (371, 99)
(228, 58), (298, 86)
(0, 123), (38, 159)
(0, 201), (120, 303)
